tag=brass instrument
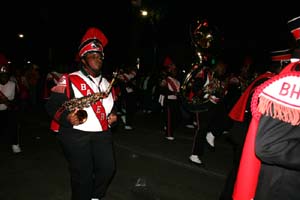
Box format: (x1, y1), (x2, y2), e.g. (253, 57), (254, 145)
(180, 19), (220, 112)
(180, 64), (211, 112)
(63, 72), (118, 123)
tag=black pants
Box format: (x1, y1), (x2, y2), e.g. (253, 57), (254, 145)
(124, 92), (137, 127)
(163, 99), (181, 138)
(0, 110), (19, 145)
(57, 127), (116, 200)
(191, 101), (227, 156)
(219, 121), (249, 200)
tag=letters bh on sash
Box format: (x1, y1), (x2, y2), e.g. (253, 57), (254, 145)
(280, 82), (300, 99)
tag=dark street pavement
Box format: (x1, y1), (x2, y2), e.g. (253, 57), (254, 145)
(0, 108), (234, 200)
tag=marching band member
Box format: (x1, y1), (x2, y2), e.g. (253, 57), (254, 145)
(45, 27), (117, 200)
(220, 48), (291, 200)
(233, 15), (300, 200)
(188, 57), (228, 165)
(117, 65), (138, 130)
(158, 56), (181, 140)
(0, 53), (22, 154)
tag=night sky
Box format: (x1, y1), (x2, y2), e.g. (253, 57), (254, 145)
(1, 1), (299, 73)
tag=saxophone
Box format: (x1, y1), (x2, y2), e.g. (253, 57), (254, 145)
(63, 72), (117, 124)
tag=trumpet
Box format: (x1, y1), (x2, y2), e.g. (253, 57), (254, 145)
(63, 72), (117, 124)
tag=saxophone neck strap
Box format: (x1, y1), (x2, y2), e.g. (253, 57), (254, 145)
(69, 74), (108, 130)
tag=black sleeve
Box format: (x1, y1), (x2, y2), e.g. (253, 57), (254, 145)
(45, 91), (73, 128)
(255, 115), (300, 170)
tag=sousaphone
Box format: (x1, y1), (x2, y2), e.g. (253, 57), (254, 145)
(180, 18), (220, 112)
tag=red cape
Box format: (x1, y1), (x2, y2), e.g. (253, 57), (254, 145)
(228, 72), (274, 122)
(232, 114), (261, 200)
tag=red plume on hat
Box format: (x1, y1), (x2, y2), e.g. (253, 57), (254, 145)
(0, 53), (8, 65)
(78, 27), (108, 58)
(0, 53), (9, 74)
(163, 56), (175, 67)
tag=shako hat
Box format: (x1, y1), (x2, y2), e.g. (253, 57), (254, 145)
(0, 53), (9, 74)
(287, 16), (300, 41)
(78, 27), (108, 58)
(270, 49), (292, 62)
(0, 53), (8, 66)
(163, 56), (176, 69)
(269, 48), (291, 70)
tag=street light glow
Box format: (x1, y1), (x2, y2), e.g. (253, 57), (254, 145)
(140, 10), (148, 17)
(18, 33), (24, 38)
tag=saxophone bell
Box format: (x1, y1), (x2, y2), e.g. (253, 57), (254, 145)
(75, 109), (88, 124)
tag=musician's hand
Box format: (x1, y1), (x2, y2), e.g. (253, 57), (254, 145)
(67, 109), (81, 126)
(108, 113), (117, 126)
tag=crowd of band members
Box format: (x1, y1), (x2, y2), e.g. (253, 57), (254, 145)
(110, 51), (293, 171)
(111, 53), (258, 138)
(0, 57), (81, 154)
(0, 48), (282, 164)
(1, 49), (296, 199)
(0, 58), (45, 154)
(2, 13), (300, 200)
(1, 49), (269, 155)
